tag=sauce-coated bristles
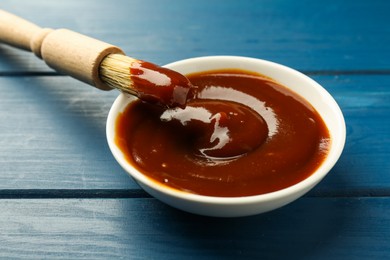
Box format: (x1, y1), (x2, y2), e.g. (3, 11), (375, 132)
(99, 54), (137, 95)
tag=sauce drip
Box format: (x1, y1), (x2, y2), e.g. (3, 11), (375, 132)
(130, 61), (193, 108)
(115, 69), (331, 197)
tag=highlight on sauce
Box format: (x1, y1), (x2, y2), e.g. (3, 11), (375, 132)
(115, 69), (331, 197)
(129, 60), (193, 108)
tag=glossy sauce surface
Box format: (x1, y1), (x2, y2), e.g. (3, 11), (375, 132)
(129, 61), (193, 108)
(115, 69), (331, 197)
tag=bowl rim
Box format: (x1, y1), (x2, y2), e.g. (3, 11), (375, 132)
(106, 55), (346, 206)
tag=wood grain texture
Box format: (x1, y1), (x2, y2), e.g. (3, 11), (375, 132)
(0, 76), (136, 189)
(1, 198), (390, 259)
(0, 0), (389, 72)
(0, 1), (389, 258)
(311, 75), (390, 195)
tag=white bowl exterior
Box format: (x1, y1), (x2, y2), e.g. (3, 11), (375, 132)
(106, 56), (346, 217)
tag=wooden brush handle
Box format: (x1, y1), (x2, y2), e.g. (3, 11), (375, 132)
(0, 9), (124, 90)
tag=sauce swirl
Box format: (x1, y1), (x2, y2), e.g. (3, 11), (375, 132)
(115, 69), (330, 197)
(160, 99), (269, 158)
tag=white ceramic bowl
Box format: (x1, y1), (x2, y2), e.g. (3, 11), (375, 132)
(106, 56), (346, 217)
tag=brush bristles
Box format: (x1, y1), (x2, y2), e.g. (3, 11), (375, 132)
(99, 54), (137, 95)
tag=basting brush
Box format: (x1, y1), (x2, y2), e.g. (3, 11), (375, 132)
(0, 10), (193, 108)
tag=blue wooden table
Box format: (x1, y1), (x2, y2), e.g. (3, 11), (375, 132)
(1, 0), (389, 258)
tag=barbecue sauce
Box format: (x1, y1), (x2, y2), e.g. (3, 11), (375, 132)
(129, 60), (193, 108)
(115, 69), (330, 197)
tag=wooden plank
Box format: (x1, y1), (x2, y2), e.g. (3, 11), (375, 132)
(0, 1), (388, 259)
(0, 0), (389, 72)
(0, 197), (389, 259)
(0, 74), (389, 192)
(0, 76), (137, 189)
(311, 75), (390, 195)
